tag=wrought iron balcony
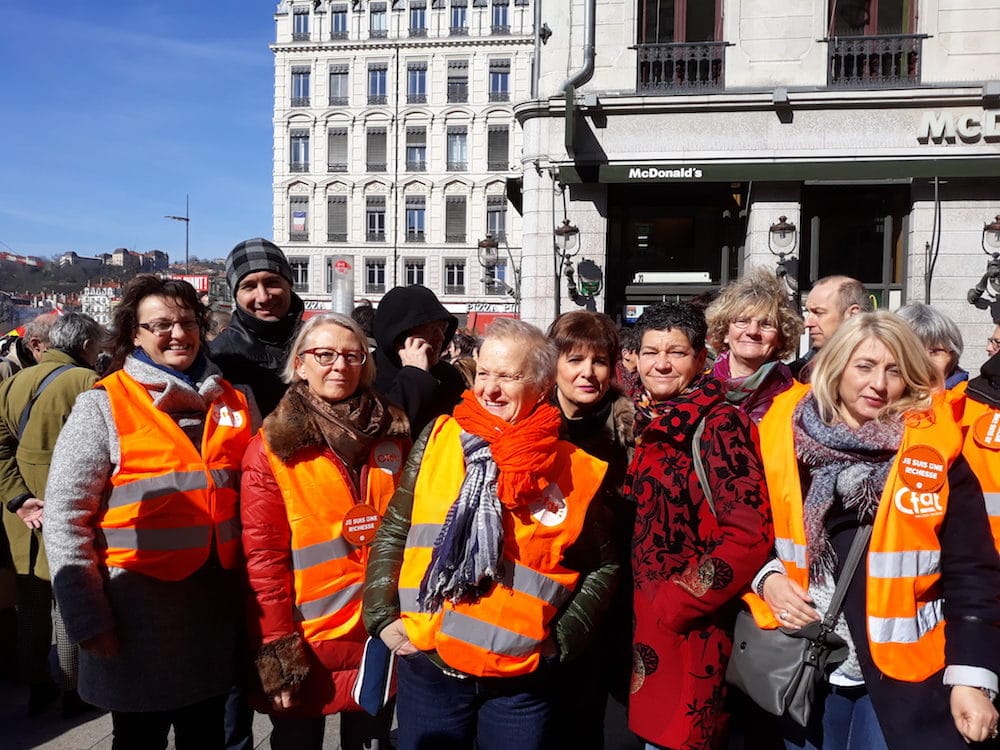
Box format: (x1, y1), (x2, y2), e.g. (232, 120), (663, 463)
(408, 93), (427, 104)
(827, 34), (924, 88)
(489, 91), (510, 102)
(291, 97), (310, 107)
(292, 32), (310, 42)
(365, 282), (386, 293)
(491, 24), (510, 35)
(367, 162), (387, 172)
(409, 28), (427, 37)
(450, 26), (469, 36)
(366, 231), (386, 242)
(487, 160), (509, 171)
(445, 234), (466, 243)
(406, 160), (427, 172)
(328, 163), (348, 173)
(290, 163), (309, 173)
(637, 41), (727, 93)
(330, 30), (348, 40)
(444, 284), (466, 295)
(327, 232), (348, 242)
(447, 161), (467, 172)
(370, 28), (388, 39)
(447, 87), (468, 103)
(328, 96), (348, 106)
(406, 231), (426, 243)
(368, 94), (388, 105)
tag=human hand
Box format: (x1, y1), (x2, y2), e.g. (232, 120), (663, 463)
(271, 688), (299, 711)
(762, 573), (821, 629)
(379, 619), (418, 656)
(81, 630), (119, 657)
(398, 336), (433, 371)
(16, 498), (44, 529)
(950, 685), (999, 744)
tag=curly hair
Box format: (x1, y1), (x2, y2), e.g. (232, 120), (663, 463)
(704, 267), (804, 360)
(634, 301), (707, 353)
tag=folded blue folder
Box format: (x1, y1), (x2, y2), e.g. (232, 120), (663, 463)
(352, 636), (395, 716)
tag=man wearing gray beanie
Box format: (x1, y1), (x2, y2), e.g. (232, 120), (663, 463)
(210, 238), (304, 417)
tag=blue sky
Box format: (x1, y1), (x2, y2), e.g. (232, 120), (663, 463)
(0, 3), (276, 262)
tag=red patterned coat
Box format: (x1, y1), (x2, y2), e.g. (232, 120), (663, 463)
(627, 377), (773, 749)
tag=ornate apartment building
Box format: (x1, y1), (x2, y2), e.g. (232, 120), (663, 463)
(272, 0), (533, 324)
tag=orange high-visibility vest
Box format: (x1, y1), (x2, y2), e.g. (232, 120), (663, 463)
(399, 416), (607, 678)
(956, 392), (1000, 554)
(97, 370), (252, 581)
(263, 436), (406, 645)
(747, 384), (961, 682)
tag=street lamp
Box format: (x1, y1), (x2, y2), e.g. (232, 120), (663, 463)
(768, 215), (799, 298)
(165, 194), (190, 274)
(967, 214), (1000, 311)
(553, 218), (580, 317)
(477, 234), (521, 308)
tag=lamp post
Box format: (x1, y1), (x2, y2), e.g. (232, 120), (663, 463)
(768, 215), (799, 301)
(477, 234), (521, 310)
(968, 215), (1000, 311)
(553, 218), (580, 317)
(165, 194), (190, 274)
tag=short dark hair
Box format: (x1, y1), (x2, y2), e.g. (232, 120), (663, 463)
(618, 325), (638, 352)
(634, 301), (707, 353)
(546, 311), (619, 364)
(109, 275), (208, 373)
(351, 302), (375, 339)
(450, 329), (480, 358)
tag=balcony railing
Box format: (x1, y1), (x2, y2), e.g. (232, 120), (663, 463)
(406, 231), (426, 243)
(827, 34), (924, 88)
(367, 231), (386, 242)
(291, 97), (310, 107)
(637, 41), (727, 93)
(409, 28), (427, 37)
(487, 160), (509, 170)
(328, 96), (348, 106)
(447, 87), (468, 103)
(328, 163), (348, 172)
(407, 93), (427, 104)
(450, 26), (469, 36)
(491, 24), (510, 35)
(447, 161), (467, 171)
(489, 91), (510, 102)
(370, 28), (388, 39)
(365, 282), (386, 294)
(368, 94), (387, 105)
(444, 284), (465, 295)
(290, 163), (309, 173)
(406, 160), (427, 171)
(445, 234), (466, 243)
(330, 30), (348, 40)
(292, 32), (310, 42)
(327, 232), (348, 242)
(367, 162), (387, 172)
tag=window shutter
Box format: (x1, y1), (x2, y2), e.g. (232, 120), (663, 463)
(406, 126), (426, 145)
(489, 58), (510, 73)
(367, 128), (387, 169)
(328, 128), (348, 169)
(487, 125), (508, 168)
(445, 196), (466, 241)
(367, 195), (387, 208)
(327, 196), (348, 240)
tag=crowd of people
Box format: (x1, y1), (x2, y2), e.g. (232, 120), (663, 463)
(0, 245), (999, 750)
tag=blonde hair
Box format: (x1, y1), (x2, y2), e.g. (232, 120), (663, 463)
(704, 267), (803, 360)
(810, 311), (935, 424)
(282, 312), (375, 389)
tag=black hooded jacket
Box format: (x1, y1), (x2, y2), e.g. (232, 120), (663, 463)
(209, 293), (304, 417)
(373, 286), (465, 437)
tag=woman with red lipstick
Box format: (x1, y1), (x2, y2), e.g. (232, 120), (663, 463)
(743, 312), (1000, 749)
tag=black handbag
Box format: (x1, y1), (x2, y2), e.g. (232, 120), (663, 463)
(725, 525), (872, 728)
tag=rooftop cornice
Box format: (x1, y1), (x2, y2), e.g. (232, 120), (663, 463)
(270, 35), (532, 54)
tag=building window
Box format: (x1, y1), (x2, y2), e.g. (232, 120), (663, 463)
(488, 59), (510, 101)
(404, 258), (426, 285)
(445, 196), (466, 243)
(483, 259), (508, 295)
(289, 257), (309, 292)
(366, 197), (387, 242)
(370, 2), (388, 38)
(290, 128), (310, 172)
(291, 66), (311, 107)
(513, 0), (528, 5)
(405, 127), (427, 171)
(827, 0), (920, 87)
(407, 63), (427, 104)
(406, 196), (426, 242)
(487, 125), (509, 170)
(446, 127), (467, 171)
(367, 128), (387, 172)
(409, 0), (427, 36)
(365, 258), (387, 293)
(444, 259), (466, 294)
(447, 60), (468, 102)
(331, 4), (348, 38)
(491, 0), (510, 34)
(637, 0), (725, 91)
(329, 65), (349, 105)
(368, 64), (388, 105)
(450, 0), (468, 35)
(486, 195), (506, 241)
(289, 196), (309, 241)
(293, 8), (310, 41)
(327, 196), (348, 242)
(327, 128), (348, 172)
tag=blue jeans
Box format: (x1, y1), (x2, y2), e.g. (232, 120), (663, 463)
(783, 684), (889, 750)
(395, 652), (553, 750)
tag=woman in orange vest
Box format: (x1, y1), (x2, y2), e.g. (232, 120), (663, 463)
(240, 313), (409, 750)
(745, 312), (1000, 750)
(363, 317), (619, 750)
(42, 275), (255, 749)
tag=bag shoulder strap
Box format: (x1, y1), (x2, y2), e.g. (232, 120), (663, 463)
(691, 415), (715, 517)
(822, 524), (872, 628)
(17, 364), (75, 441)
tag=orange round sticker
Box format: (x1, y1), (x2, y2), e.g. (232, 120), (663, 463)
(343, 504), (381, 547)
(897, 445), (946, 492)
(972, 412), (1000, 450)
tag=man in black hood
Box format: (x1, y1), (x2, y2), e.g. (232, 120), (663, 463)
(373, 285), (466, 436)
(210, 237), (305, 417)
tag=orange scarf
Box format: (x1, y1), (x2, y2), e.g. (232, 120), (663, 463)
(453, 390), (562, 509)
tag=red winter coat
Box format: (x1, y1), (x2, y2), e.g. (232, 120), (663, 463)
(627, 377), (773, 750)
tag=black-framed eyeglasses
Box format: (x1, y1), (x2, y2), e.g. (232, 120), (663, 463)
(137, 319), (200, 337)
(299, 348), (367, 367)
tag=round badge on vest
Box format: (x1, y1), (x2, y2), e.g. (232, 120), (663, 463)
(343, 503), (381, 546)
(898, 444), (946, 492)
(529, 484), (568, 527)
(972, 412), (1000, 450)
(373, 441), (402, 475)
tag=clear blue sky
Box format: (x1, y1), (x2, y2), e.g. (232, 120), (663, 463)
(0, 3), (276, 263)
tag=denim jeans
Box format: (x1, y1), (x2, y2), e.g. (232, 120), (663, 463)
(782, 684), (889, 750)
(395, 652), (554, 750)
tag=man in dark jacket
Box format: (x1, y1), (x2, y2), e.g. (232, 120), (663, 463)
(373, 285), (466, 437)
(0, 312), (58, 381)
(210, 238), (304, 418)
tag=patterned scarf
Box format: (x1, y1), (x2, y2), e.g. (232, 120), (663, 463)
(711, 351), (793, 423)
(793, 394), (902, 582)
(288, 381), (392, 468)
(417, 391), (562, 610)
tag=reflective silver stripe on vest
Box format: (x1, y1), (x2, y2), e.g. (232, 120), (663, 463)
(294, 582), (363, 623)
(398, 561), (570, 614)
(868, 549), (940, 579)
(984, 492), (1000, 519)
(106, 470), (209, 509)
(398, 587), (419, 613)
(774, 537), (807, 569)
(215, 516), (241, 546)
(210, 468), (240, 491)
(405, 523), (440, 548)
(867, 598), (944, 644)
(102, 525), (212, 552)
(292, 537), (352, 572)
(440, 609), (540, 657)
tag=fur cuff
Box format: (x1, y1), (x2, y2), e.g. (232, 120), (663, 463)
(255, 633), (310, 695)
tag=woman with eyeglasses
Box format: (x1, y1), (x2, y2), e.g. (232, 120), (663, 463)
(363, 318), (619, 750)
(704, 268), (804, 423)
(43, 275), (257, 749)
(239, 313), (410, 750)
(896, 302), (968, 390)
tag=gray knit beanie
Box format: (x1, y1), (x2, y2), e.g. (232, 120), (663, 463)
(225, 238), (293, 292)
